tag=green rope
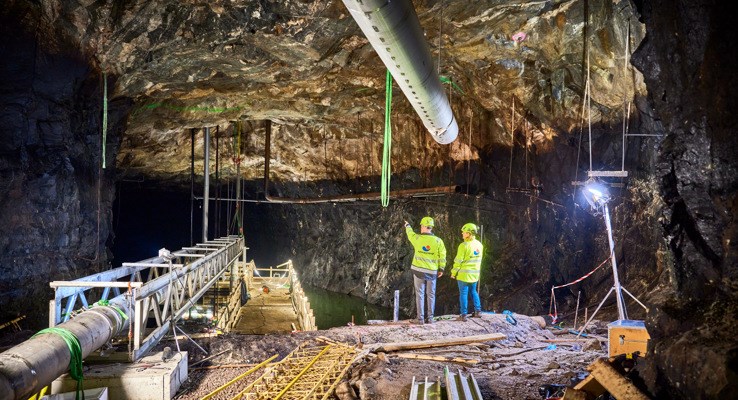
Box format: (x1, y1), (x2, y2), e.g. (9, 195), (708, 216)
(102, 72), (108, 169)
(440, 75), (464, 94)
(34, 327), (84, 400)
(92, 300), (129, 321)
(381, 70), (393, 207)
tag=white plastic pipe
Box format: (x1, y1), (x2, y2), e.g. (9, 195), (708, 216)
(342, 0), (458, 144)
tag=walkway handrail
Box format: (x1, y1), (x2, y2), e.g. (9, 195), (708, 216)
(287, 260), (316, 331)
(217, 260), (256, 332)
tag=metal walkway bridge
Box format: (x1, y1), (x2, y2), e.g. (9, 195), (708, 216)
(0, 236), (315, 400)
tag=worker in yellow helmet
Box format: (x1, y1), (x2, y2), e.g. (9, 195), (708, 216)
(404, 216), (447, 324)
(450, 223), (484, 322)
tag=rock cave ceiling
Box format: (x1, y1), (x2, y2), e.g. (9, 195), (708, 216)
(45, 0), (645, 182)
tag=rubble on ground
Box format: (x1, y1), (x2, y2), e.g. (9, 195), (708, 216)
(173, 313), (607, 399)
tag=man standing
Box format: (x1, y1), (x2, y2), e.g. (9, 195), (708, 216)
(404, 217), (446, 324)
(450, 223), (484, 321)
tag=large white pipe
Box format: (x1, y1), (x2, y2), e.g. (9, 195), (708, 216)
(342, 0), (458, 144)
(0, 299), (129, 400)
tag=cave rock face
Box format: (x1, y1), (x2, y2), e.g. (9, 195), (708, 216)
(1, 0), (737, 399)
(7, 0), (645, 182)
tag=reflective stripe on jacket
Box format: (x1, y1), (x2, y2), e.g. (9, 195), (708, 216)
(405, 226), (446, 273)
(451, 238), (483, 282)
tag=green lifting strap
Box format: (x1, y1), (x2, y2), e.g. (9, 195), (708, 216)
(102, 72), (108, 169)
(381, 70), (393, 207)
(34, 327), (85, 400)
(440, 75), (464, 94)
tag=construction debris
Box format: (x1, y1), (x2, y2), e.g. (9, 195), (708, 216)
(563, 357), (649, 400)
(373, 333), (506, 353)
(173, 313), (606, 399)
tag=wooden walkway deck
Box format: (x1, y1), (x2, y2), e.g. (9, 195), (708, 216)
(231, 280), (297, 334)
(228, 262), (316, 334)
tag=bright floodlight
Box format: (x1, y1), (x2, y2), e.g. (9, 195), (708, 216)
(583, 181), (610, 209)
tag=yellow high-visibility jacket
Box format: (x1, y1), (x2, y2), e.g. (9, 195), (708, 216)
(451, 238), (483, 283)
(405, 226), (446, 274)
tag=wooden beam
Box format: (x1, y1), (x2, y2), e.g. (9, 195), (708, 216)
(393, 353), (479, 365)
(561, 388), (590, 400)
(373, 333), (505, 353)
(572, 373), (606, 396)
(588, 358), (649, 400)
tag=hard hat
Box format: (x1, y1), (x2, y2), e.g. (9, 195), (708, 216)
(461, 223), (478, 234)
(420, 216), (435, 227)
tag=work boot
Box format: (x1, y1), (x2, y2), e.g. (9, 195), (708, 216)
(457, 314), (468, 322)
(472, 310), (482, 318)
(426, 317), (435, 324)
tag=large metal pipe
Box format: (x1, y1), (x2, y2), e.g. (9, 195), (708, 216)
(200, 185), (459, 204)
(203, 126), (210, 242)
(341, 0), (458, 144)
(0, 299), (130, 400)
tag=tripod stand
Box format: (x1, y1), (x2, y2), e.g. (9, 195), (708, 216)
(577, 185), (648, 337)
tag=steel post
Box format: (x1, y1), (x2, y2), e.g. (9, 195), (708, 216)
(203, 127), (210, 242)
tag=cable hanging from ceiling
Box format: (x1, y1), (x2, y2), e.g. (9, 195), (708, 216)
(381, 70), (393, 207)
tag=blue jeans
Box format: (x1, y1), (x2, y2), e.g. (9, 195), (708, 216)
(457, 281), (481, 315)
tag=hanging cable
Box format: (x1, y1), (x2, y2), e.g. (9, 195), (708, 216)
(574, 78), (589, 183)
(102, 72), (108, 169)
(381, 69), (393, 207)
(587, 43), (592, 172)
(437, 0), (443, 75)
(621, 19), (631, 171)
(508, 98), (515, 189)
(525, 120), (529, 189)
(466, 108), (472, 195)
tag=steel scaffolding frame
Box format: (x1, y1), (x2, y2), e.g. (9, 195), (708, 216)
(48, 235), (245, 361)
(232, 340), (356, 400)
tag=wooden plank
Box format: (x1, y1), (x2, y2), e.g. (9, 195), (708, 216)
(572, 373), (606, 397)
(393, 353), (479, 365)
(588, 358), (649, 400)
(373, 333), (505, 353)
(561, 388), (589, 400)
(588, 170), (629, 177)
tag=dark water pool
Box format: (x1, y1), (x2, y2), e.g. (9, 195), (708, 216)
(302, 285), (406, 329)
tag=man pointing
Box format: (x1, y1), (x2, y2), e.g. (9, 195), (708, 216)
(404, 216), (446, 324)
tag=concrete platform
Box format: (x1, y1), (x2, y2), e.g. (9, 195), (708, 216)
(51, 351), (187, 400)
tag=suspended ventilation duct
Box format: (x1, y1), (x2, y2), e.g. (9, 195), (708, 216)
(342, 0), (458, 144)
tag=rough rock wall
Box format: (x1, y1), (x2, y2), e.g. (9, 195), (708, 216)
(631, 0), (738, 398)
(241, 111), (662, 322)
(0, 8), (129, 327)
